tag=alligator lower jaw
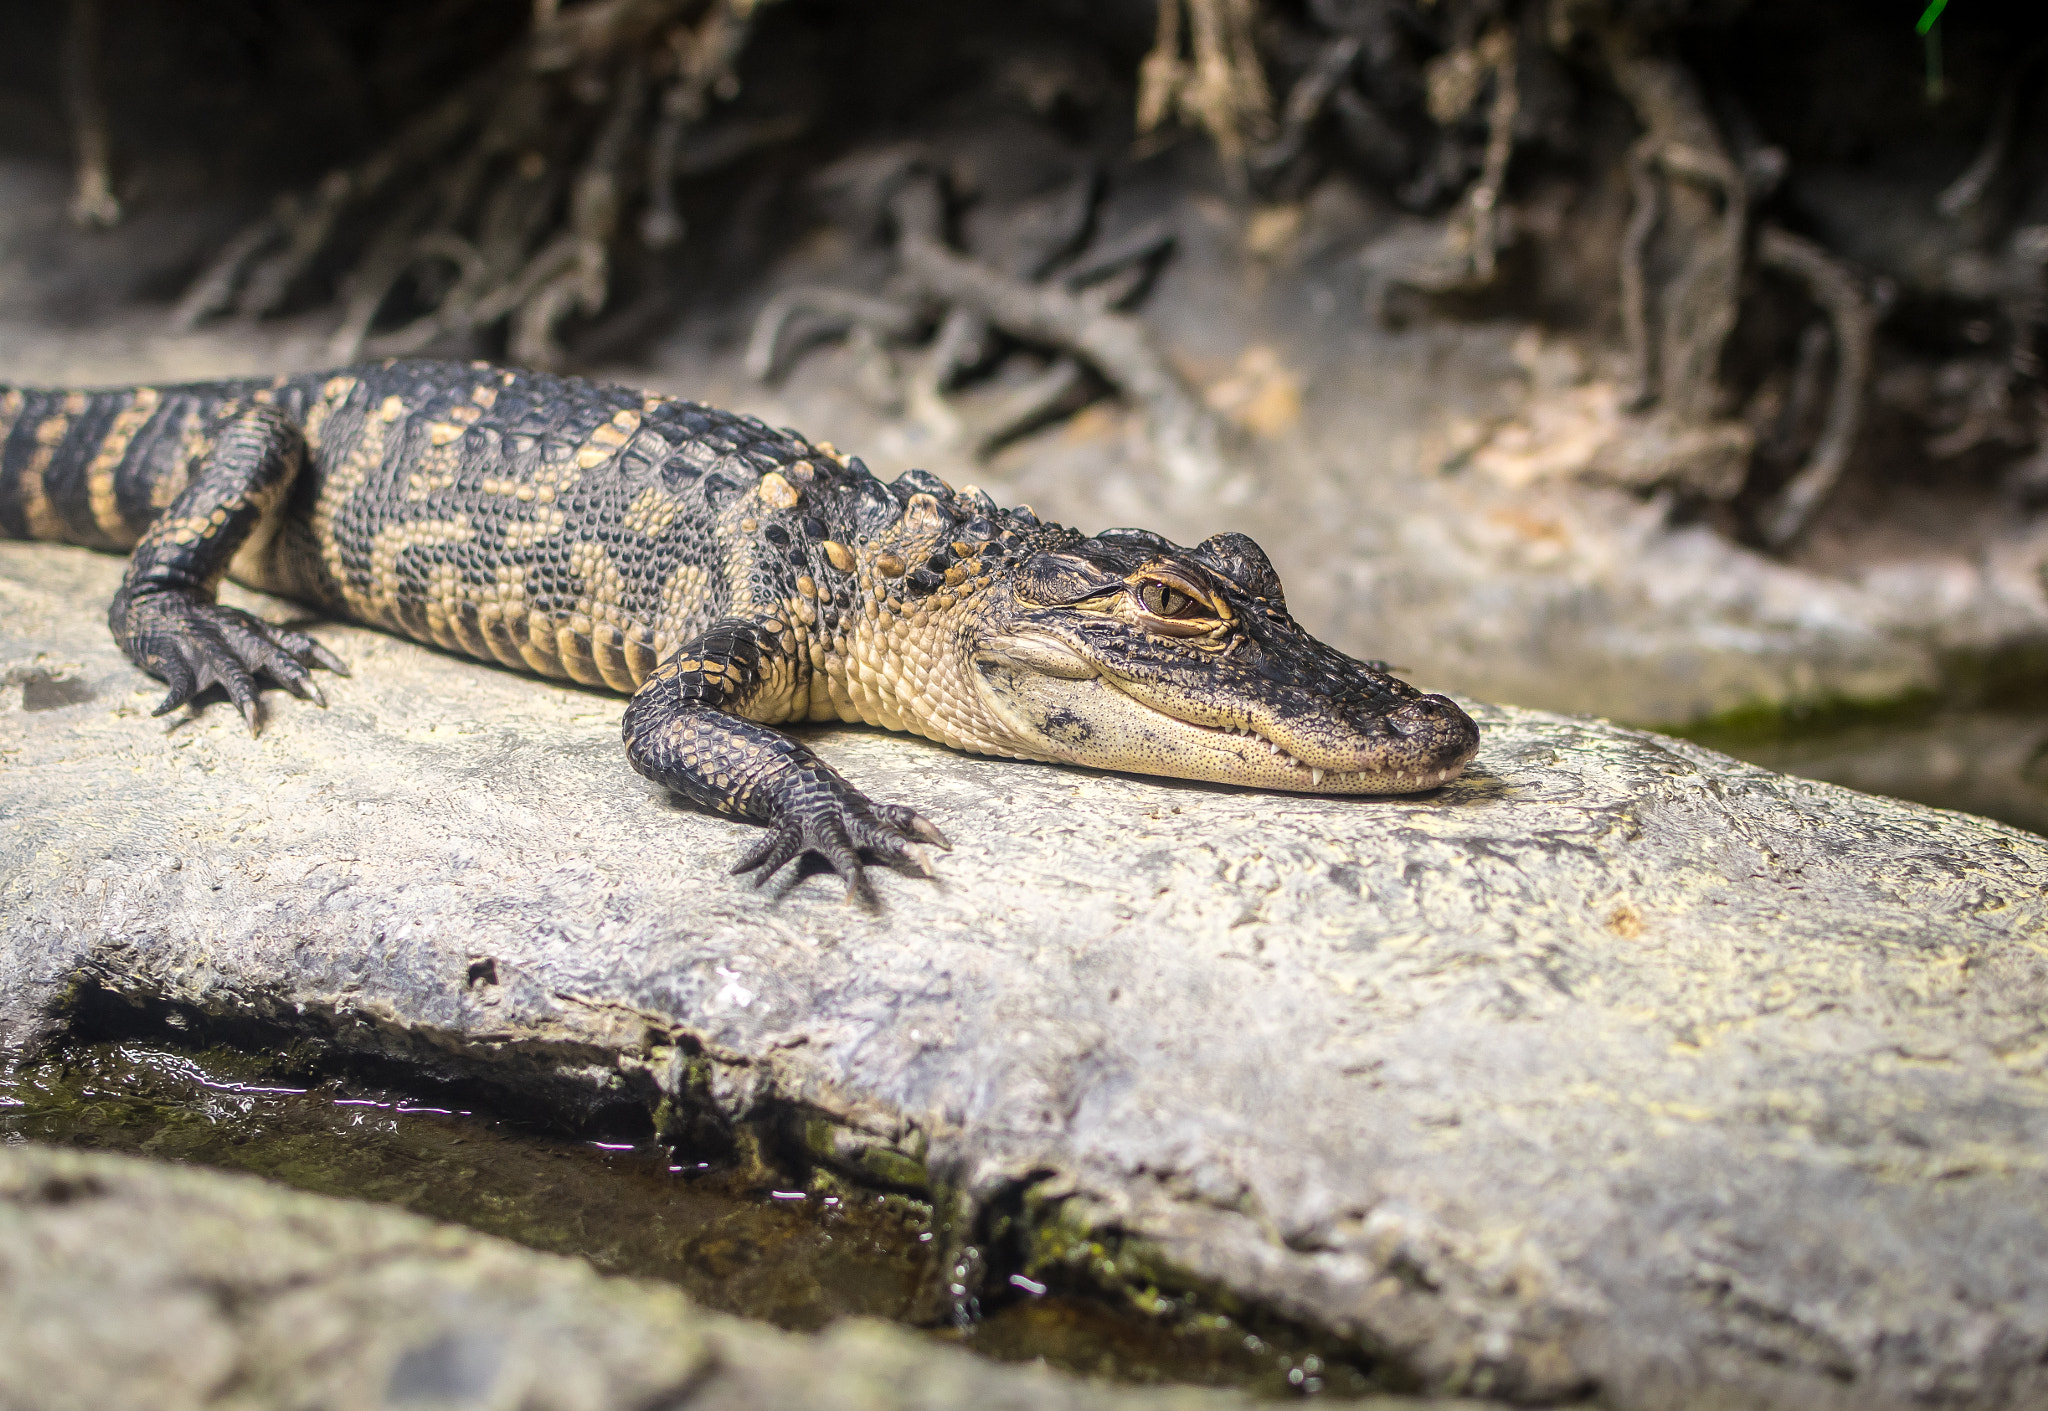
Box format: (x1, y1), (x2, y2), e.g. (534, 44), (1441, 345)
(1266, 761), (1470, 794)
(1086, 676), (1473, 794)
(1199, 721), (1470, 795)
(1215, 721), (1335, 787)
(973, 653), (1472, 795)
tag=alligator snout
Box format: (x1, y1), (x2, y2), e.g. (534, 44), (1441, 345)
(1384, 693), (1481, 774)
(1388, 693), (1470, 736)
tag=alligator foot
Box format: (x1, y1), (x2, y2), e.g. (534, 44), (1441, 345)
(118, 591), (347, 734)
(734, 790), (951, 905)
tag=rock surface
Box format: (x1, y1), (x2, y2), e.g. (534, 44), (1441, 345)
(0, 1141), (1374, 1411)
(5, 539), (2048, 1410)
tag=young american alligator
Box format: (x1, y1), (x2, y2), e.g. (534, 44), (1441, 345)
(0, 360), (1479, 898)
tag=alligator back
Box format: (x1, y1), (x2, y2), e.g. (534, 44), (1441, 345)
(0, 361), (839, 693)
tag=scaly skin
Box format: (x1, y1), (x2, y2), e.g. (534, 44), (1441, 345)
(0, 360), (1479, 899)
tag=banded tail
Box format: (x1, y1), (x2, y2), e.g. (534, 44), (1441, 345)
(0, 380), (266, 552)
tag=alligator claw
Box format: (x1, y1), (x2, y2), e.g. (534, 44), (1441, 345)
(733, 790), (948, 903)
(882, 806), (951, 850)
(123, 591), (346, 734)
(731, 825), (806, 884)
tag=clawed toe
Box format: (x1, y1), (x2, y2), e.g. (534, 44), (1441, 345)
(730, 793), (948, 902)
(871, 802), (951, 850)
(306, 640), (351, 677)
(123, 592), (346, 734)
(731, 825), (806, 884)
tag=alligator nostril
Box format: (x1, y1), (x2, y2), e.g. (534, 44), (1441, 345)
(1387, 694), (1472, 744)
(1387, 697), (1439, 733)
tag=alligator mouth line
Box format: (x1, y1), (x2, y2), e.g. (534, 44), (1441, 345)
(987, 635), (1469, 793)
(1186, 717), (1463, 793)
(1213, 720), (1335, 787)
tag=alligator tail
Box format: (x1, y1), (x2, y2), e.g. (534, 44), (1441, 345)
(0, 382), (183, 550)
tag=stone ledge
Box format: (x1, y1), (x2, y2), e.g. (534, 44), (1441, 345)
(5, 540), (2048, 1408)
(3, 1142), (1441, 1411)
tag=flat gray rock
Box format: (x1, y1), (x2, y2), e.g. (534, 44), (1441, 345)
(5, 539), (2048, 1409)
(0, 1142), (1377, 1411)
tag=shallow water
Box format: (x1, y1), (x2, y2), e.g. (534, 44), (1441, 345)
(1681, 708), (2048, 839)
(0, 1040), (1373, 1399)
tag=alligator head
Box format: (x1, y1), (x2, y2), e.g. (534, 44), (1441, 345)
(967, 526), (1479, 793)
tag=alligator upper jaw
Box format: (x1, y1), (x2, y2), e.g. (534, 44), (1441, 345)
(1201, 718), (1476, 793)
(973, 635), (1479, 795)
(1110, 680), (1481, 794)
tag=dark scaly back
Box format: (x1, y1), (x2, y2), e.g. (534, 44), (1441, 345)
(236, 359), (868, 692)
(0, 361), (872, 694)
(0, 359), (962, 702)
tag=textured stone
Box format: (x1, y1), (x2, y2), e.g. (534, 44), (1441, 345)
(5, 539), (2048, 1409)
(0, 1142), (1371, 1411)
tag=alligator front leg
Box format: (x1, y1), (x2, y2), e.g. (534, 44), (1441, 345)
(111, 404), (347, 732)
(623, 617), (949, 901)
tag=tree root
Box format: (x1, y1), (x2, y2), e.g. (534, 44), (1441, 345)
(640, 0), (765, 248)
(62, 0), (120, 229)
(745, 287), (927, 386)
(171, 0), (779, 369)
(749, 165), (1218, 488)
(1198, 3), (1903, 539)
(1598, 40), (1883, 540)
(1606, 45), (1745, 425)
(1138, 0), (1275, 186)
(1360, 23), (1518, 316)
(173, 60), (513, 332)
(1445, 23), (1519, 289)
(1252, 34), (1364, 182)
(1753, 227), (1874, 547)
(887, 177), (1221, 488)
(1935, 40), (2047, 220)
(1616, 137), (1661, 411)
(966, 356), (1091, 459)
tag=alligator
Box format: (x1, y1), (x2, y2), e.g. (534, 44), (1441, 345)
(0, 360), (1479, 898)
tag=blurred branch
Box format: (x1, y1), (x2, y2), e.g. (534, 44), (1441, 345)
(63, 0), (120, 228)
(1606, 43), (1745, 422)
(1935, 40), (2047, 219)
(173, 0), (774, 370)
(1754, 227), (1875, 547)
(887, 176), (1224, 489)
(1138, 0), (1275, 186)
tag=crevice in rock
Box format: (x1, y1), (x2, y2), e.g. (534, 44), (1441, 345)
(58, 979), (668, 1147)
(31, 974), (1425, 1397)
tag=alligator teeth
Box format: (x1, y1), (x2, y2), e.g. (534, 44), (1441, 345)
(1215, 721), (1339, 784)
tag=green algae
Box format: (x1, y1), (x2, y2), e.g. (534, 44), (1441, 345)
(1652, 648), (2048, 838)
(982, 1187), (1384, 1398)
(799, 1112), (934, 1195)
(1660, 687), (1945, 753)
(1656, 644), (2048, 752)
(0, 1039), (1378, 1399)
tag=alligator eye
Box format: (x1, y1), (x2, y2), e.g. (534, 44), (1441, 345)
(1138, 581), (1201, 618)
